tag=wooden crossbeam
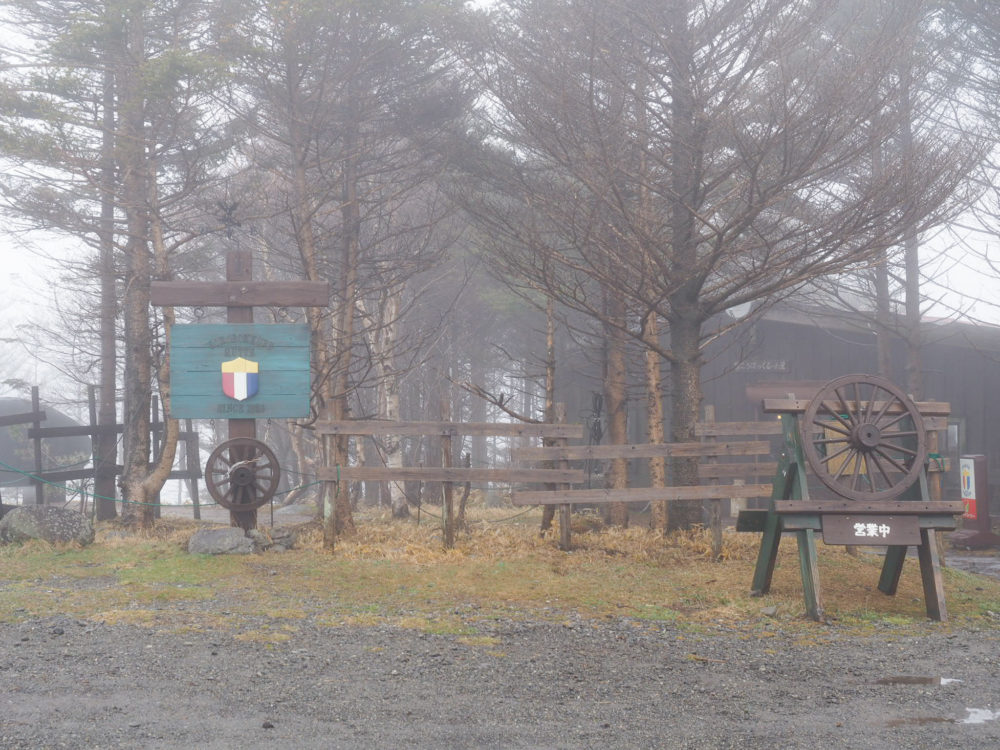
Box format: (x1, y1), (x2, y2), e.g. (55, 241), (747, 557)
(28, 424), (122, 439)
(0, 411), (44, 428)
(699, 462), (777, 479)
(762, 398), (950, 417)
(318, 466), (584, 484)
(774, 500), (965, 515)
(313, 420), (583, 439)
(514, 440), (771, 461)
(151, 280), (329, 308)
(693, 421), (783, 436)
(513, 484), (773, 506)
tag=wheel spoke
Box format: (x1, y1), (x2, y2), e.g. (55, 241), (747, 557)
(872, 445), (909, 474)
(880, 442), (920, 458)
(821, 443), (854, 469)
(817, 401), (853, 433)
(814, 420), (851, 438)
(834, 387), (855, 428)
(813, 435), (852, 446)
(862, 384), (877, 423)
(830, 447), (857, 481)
(870, 395), (897, 426)
(852, 381), (865, 424)
(868, 451), (895, 487)
(849, 450), (864, 490)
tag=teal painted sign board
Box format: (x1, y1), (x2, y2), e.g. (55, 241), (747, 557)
(169, 324), (311, 419)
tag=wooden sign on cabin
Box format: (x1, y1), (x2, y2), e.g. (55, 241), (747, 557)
(169, 323), (311, 419)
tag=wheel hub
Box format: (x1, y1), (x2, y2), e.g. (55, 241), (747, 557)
(852, 423), (882, 450)
(230, 464), (256, 487)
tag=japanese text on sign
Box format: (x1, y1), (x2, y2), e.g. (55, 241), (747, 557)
(853, 522), (891, 538)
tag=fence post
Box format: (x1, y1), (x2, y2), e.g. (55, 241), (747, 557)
(441, 393), (455, 550)
(703, 405), (724, 560)
(185, 419), (201, 520)
(151, 396), (162, 519)
(555, 403), (572, 551)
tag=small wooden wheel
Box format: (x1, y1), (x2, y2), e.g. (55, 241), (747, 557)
(802, 374), (926, 501)
(205, 438), (281, 511)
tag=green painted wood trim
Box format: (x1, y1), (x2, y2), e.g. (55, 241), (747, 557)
(879, 545), (908, 595)
(797, 528), (823, 621)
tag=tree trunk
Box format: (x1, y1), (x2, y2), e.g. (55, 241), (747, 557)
(118, 7), (155, 526)
(145, 174), (181, 516)
(870, 136), (894, 380)
(644, 313), (668, 531)
(324, 113), (361, 546)
(666, 0), (705, 531)
(603, 294), (629, 528)
(900, 58), (923, 400)
(668, 314), (704, 531)
(368, 289), (408, 519)
(96, 56), (119, 521)
(541, 297), (558, 533)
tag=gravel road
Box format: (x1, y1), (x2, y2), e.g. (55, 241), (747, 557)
(2, 610), (1000, 749)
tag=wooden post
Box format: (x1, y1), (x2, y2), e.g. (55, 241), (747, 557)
(150, 396), (162, 520)
(441, 389), (454, 549)
(151, 249), (327, 532)
(927, 421), (947, 566)
(184, 419), (201, 520)
(225, 251), (259, 531)
(86, 386), (98, 517)
(31, 386), (44, 505)
(703, 405), (723, 560)
(555, 403), (572, 551)
(796, 528), (823, 621)
(88, 385), (118, 519)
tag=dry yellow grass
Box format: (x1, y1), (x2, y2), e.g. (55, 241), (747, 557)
(3, 507), (999, 636)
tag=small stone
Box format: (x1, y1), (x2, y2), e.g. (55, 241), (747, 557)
(188, 528), (259, 555)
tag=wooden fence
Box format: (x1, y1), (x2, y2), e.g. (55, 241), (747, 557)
(314, 416), (584, 547)
(313, 398), (950, 555)
(2, 386), (201, 516)
(513, 414), (781, 553)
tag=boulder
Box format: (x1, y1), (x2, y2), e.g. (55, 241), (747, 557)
(0, 506), (95, 545)
(188, 527), (259, 555)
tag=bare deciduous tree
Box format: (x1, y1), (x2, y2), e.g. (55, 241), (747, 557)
(457, 0), (974, 529)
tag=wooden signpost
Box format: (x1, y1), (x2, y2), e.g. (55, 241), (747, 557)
(152, 249), (328, 530)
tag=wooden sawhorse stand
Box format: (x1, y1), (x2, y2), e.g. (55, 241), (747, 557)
(738, 375), (963, 621)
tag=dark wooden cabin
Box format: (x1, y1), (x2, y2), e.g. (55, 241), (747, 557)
(700, 305), (1000, 507)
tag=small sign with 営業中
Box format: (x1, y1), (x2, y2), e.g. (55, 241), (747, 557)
(821, 514), (921, 546)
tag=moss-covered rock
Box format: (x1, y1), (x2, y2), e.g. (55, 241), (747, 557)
(0, 506), (95, 545)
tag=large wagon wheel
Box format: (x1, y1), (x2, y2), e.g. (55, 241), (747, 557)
(802, 374), (926, 502)
(205, 438), (281, 511)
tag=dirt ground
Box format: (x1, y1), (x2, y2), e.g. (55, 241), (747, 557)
(3, 606), (1000, 749)
(4, 503), (1000, 748)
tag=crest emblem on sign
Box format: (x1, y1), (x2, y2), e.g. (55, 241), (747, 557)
(221, 357), (259, 401)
